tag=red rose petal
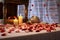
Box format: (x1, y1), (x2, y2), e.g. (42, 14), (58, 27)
(1, 33), (6, 36)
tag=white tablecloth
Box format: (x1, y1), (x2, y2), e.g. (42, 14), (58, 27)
(0, 27), (60, 40)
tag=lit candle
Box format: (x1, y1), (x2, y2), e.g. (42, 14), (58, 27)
(18, 14), (23, 24)
(14, 18), (18, 25)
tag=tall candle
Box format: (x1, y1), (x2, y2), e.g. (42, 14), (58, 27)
(18, 15), (23, 24)
(14, 18), (18, 25)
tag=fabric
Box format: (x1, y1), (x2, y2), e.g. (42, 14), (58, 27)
(28, 0), (59, 23)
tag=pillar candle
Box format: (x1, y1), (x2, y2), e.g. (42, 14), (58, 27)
(18, 15), (23, 24)
(14, 18), (18, 25)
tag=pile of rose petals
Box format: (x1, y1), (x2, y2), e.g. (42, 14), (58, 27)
(0, 23), (60, 36)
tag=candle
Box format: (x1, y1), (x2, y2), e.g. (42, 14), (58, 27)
(18, 15), (23, 24)
(14, 18), (18, 25)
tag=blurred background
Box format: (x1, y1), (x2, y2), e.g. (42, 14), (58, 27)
(0, 0), (60, 24)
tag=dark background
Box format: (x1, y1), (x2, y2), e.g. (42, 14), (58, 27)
(6, 3), (17, 18)
(0, 0), (29, 19)
(5, 0), (29, 18)
(0, 3), (3, 19)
